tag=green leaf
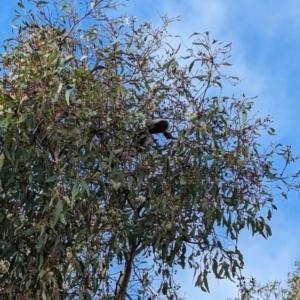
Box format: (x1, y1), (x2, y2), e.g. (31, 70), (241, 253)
(0, 153), (4, 171)
(45, 174), (58, 183)
(17, 1), (24, 8)
(25, 280), (32, 290)
(189, 60), (195, 72)
(52, 200), (63, 226)
(81, 179), (90, 196)
(65, 90), (70, 105)
(180, 177), (187, 185)
(42, 291), (47, 300)
(162, 58), (176, 70)
(268, 128), (276, 135)
(11, 15), (21, 23)
(189, 32), (200, 38)
(162, 282), (168, 295)
(71, 181), (79, 205)
(47, 50), (58, 65)
(57, 82), (63, 95)
(37, 1), (49, 6)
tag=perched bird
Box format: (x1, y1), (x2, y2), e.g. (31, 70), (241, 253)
(139, 119), (176, 148)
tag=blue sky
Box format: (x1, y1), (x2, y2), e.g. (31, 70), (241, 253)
(1, 1), (300, 299)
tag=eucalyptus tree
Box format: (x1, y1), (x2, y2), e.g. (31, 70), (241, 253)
(0, 0), (299, 299)
(229, 261), (300, 300)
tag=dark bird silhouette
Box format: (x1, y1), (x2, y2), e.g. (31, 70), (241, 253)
(139, 119), (176, 148)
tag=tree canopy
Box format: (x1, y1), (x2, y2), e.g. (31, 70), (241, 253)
(229, 261), (300, 300)
(0, 0), (299, 299)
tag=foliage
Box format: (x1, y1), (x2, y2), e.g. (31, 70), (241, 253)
(229, 261), (300, 300)
(0, 0), (299, 299)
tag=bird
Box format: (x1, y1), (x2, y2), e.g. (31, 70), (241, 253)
(139, 119), (176, 148)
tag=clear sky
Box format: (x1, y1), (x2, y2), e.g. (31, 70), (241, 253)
(1, 1), (300, 299)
